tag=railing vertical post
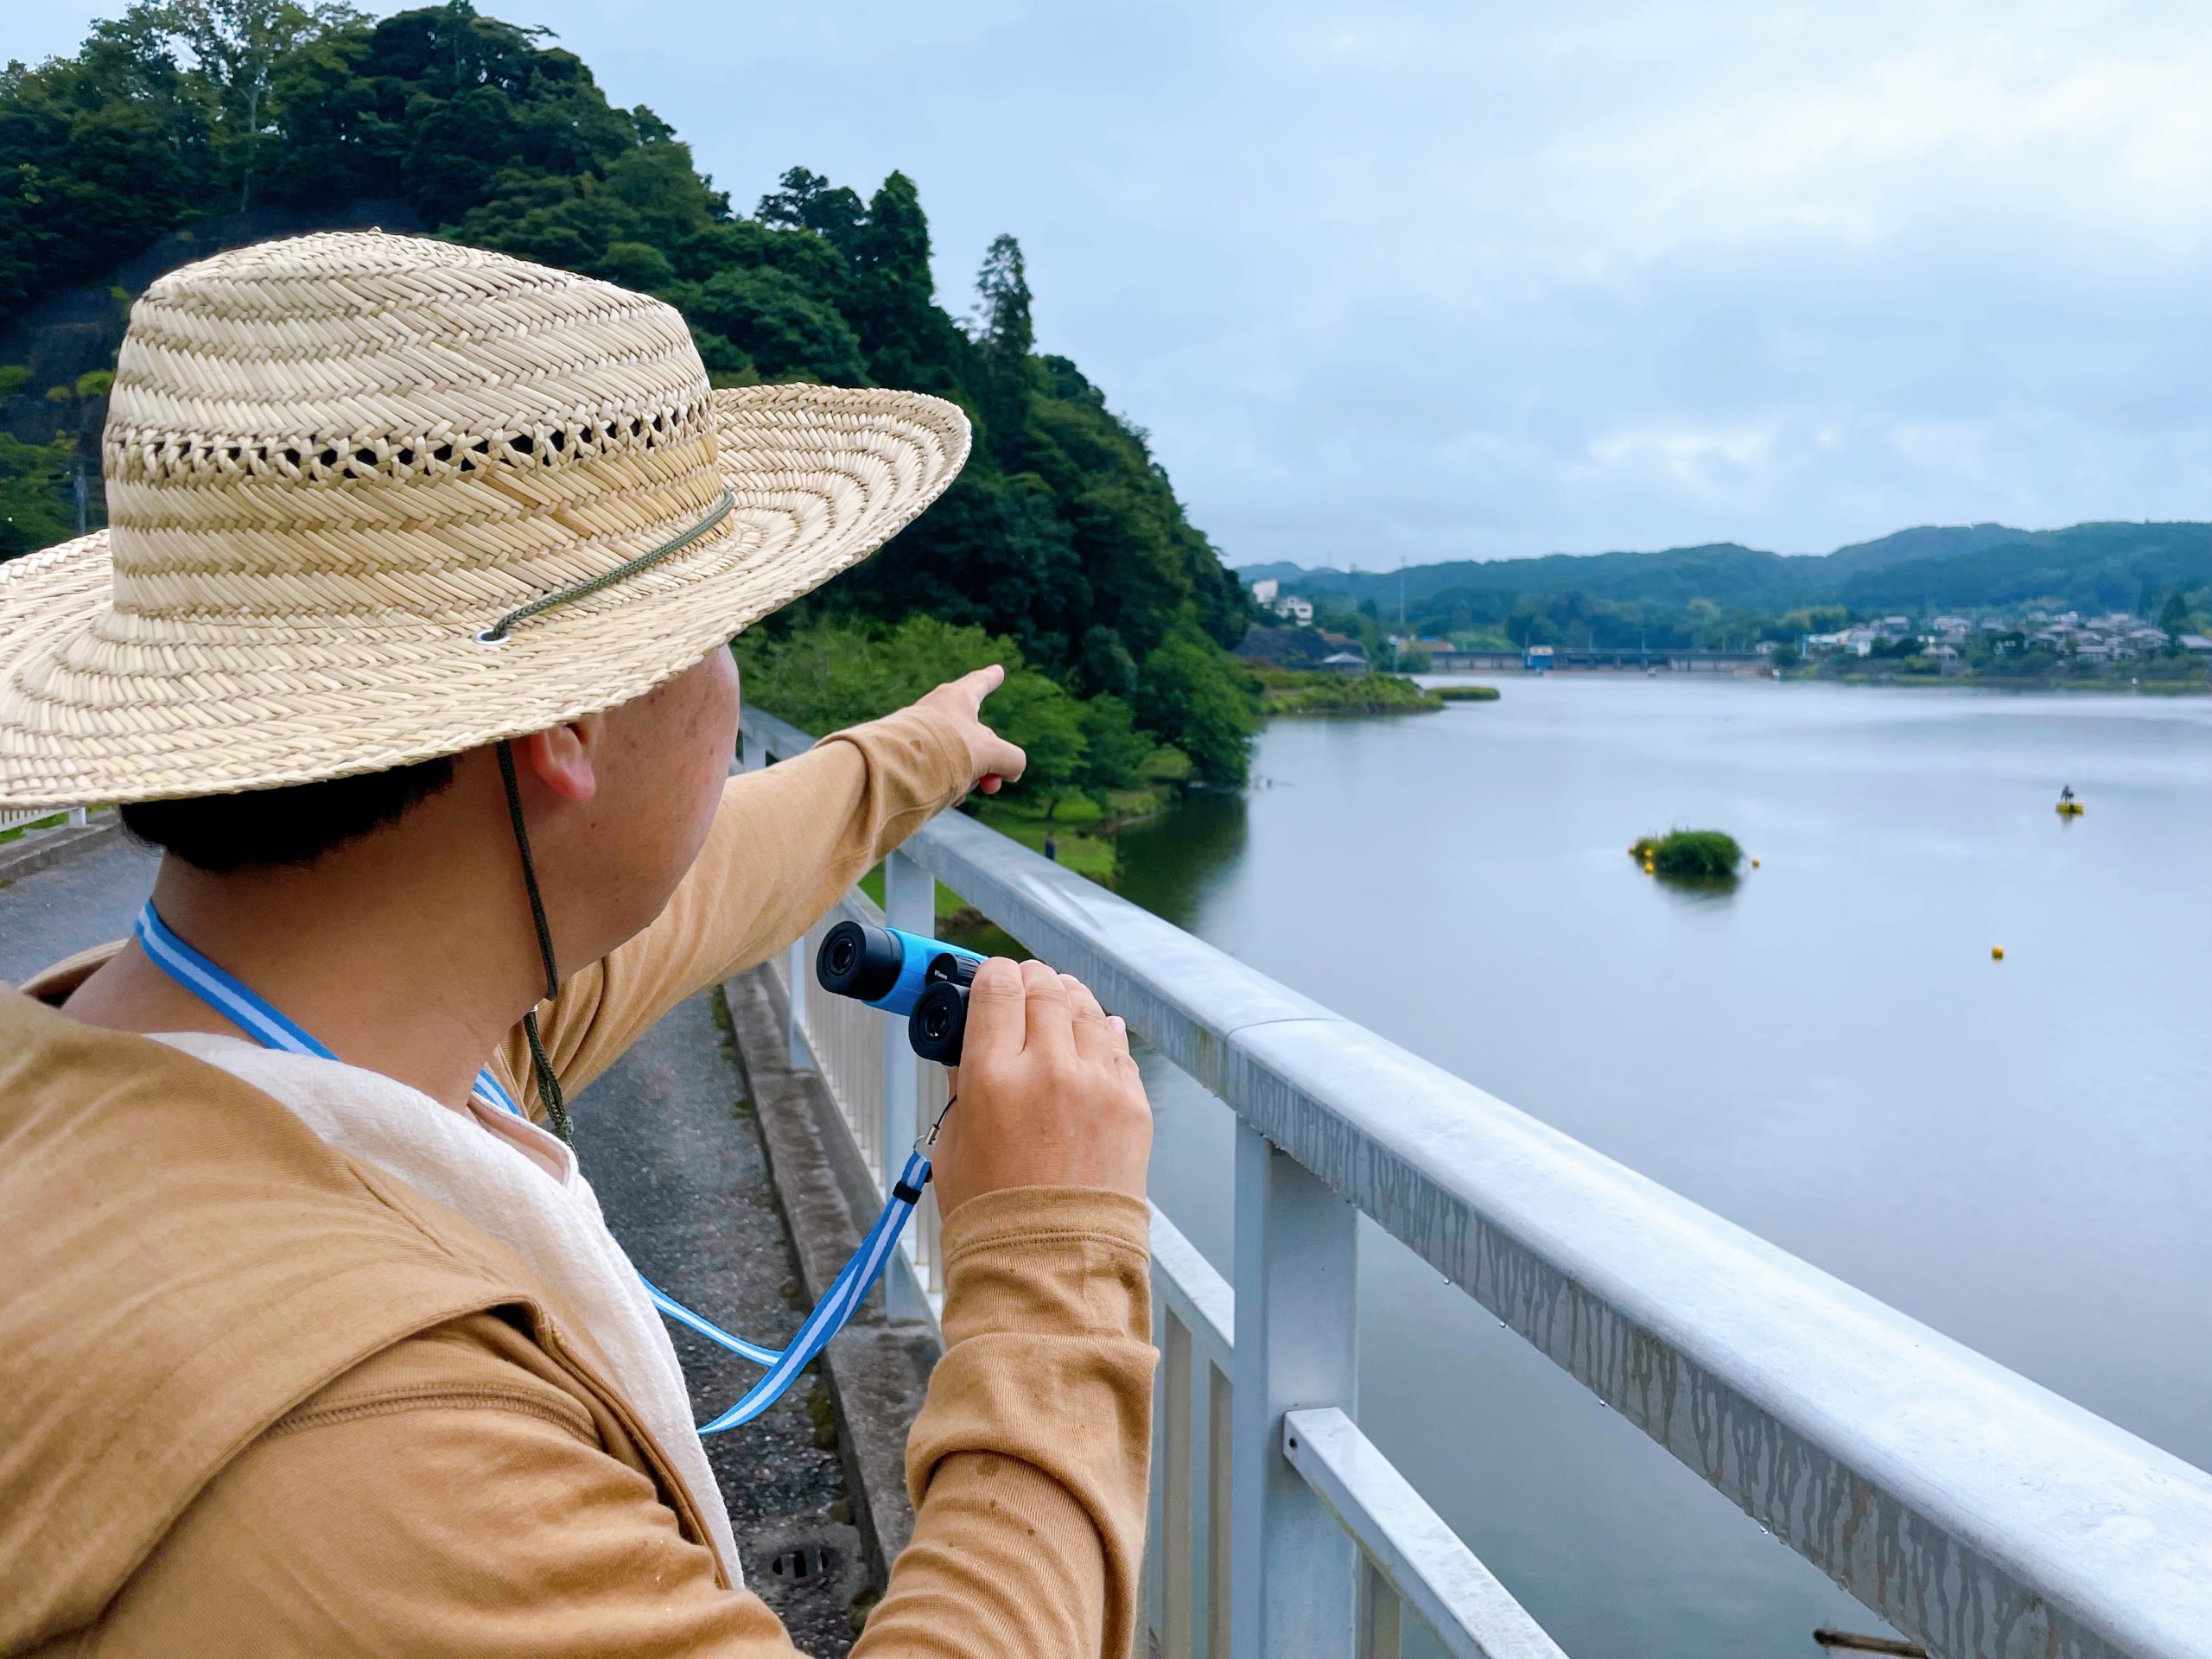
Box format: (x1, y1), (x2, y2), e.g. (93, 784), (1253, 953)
(1207, 1363), (1233, 1657)
(67, 806), (86, 827)
(739, 727), (765, 773)
(1160, 1313), (1196, 1657)
(786, 935), (810, 1071)
(880, 849), (931, 1322)
(1145, 1301), (1172, 1654)
(1356, 1557), (1402, 1659)
(1229, 1122), (1358, 1659)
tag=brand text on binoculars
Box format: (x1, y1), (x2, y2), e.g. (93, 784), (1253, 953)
(814, 919), (985, 1064)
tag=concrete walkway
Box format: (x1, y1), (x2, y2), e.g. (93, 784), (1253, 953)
(0, 837), (868, 1654)
(0, 829), (155, 982)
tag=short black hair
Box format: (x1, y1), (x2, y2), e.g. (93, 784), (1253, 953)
(120, 754), (459, 874)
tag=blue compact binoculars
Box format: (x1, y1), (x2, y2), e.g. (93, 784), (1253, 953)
(815, 919), (987, 1065)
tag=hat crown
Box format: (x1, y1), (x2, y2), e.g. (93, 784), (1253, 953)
(95, 232), (730, 635)
(105, 231), (712, 494)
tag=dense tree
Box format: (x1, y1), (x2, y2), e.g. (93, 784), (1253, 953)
(0, 1), (1259, 789)
(1137, 627), (1257, 786)
(971, 232), (1032, 468)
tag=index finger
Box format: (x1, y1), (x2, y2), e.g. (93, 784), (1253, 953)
(955, 663), (1006, 713)
(960, 957), (1026, 1068)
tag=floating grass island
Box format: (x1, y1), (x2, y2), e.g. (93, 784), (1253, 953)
(1435, 683), (1502, 702)
(1630, 830), (1745, 881)
(1255, 668), (1445, 715)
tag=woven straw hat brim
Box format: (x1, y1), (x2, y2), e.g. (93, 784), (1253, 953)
(0, 385), (969, 808)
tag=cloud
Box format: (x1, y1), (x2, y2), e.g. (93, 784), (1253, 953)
(28, 0), (2212, 562)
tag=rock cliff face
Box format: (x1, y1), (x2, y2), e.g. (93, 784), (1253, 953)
(0, 200), (419, 465)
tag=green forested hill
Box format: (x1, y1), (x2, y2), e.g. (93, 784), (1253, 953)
(1821, 523), (2030, 577)
(1834, 522), (2211, 611)
(0, 0), (1255, 780)
(1258, 520), (2209, 625)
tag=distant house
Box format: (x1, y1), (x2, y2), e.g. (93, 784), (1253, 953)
(1236, 626), (1334, 670)
(1320, 650), (1370, 677)
(2180, 634), (2212, 654)
(1269, 594), (1314, 626)
(1251, 577), (1280, 604)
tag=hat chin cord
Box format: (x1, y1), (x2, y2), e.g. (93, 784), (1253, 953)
(495, 740), (575, 1147)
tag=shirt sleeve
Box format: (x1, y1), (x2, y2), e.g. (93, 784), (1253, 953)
(501, 702), (976, 1110)
(857, 1187), (1156, 1659)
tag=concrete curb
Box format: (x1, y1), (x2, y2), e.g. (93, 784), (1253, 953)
(721, 965), (941, 1584)
(0, 817), (121, 887)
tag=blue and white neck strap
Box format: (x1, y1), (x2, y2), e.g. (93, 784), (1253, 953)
(132, 900), (929, 1433)
(136, 900), (520, 1117)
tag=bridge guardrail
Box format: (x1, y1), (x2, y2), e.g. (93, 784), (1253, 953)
(0, 805), (87, 837)
(741, 705), (2212, 1659)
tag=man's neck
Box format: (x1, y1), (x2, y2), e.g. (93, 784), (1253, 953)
(64, 840), (547, 1114)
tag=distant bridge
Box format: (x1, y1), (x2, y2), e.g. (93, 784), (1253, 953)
(1427, 646), (1767, 674)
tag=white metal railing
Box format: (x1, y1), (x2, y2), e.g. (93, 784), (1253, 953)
(740, 706), (2212, 1659)
(0, 805), (87, 838)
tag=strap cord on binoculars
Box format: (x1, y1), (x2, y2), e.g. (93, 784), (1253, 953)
(487, 742), (942, 1428)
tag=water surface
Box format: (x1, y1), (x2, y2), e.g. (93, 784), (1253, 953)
(1116, 677), (2212, 1659)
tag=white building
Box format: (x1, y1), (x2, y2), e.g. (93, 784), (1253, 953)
(1251, 577), (1279, 604)
(1270, 594), (1314, 626)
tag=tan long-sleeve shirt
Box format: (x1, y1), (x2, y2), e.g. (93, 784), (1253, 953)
(0, 706), (1154, 1659)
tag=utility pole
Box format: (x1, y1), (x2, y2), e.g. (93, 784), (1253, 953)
(73, 459), (87, 538)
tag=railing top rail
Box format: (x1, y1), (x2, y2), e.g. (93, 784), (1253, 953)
(741, 707), (2212, 1659)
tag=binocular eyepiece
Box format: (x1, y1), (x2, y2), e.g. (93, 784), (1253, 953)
(815, 919), (983, 1065)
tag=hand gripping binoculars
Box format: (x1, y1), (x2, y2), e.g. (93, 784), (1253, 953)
(815, 920), (986, 1065)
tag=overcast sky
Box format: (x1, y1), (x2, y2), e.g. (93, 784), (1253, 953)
(20, 1), (2212, 563)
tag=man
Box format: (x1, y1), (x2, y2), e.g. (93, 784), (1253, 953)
(0, 232), (1155, 1656)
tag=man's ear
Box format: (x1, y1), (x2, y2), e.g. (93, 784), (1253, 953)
(512, 717), (599, 804)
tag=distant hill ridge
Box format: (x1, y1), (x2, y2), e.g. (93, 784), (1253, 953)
(1242, 521), (2210, 614)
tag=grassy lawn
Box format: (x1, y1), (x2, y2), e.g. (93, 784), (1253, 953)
(0, 808), (100, 846)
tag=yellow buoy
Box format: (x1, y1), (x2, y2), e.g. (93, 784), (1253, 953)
(1643, 861), (1656, 874)
(1751, 857), (1761, 868)
(1991, 945), (2005, 961)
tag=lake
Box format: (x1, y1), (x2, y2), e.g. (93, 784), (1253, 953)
(1114, 676), (2212, 1659)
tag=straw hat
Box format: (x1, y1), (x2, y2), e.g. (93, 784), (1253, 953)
(0, 232), (970, 809)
